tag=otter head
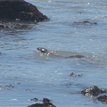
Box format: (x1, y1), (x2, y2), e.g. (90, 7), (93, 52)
(37, 47), (49, 55)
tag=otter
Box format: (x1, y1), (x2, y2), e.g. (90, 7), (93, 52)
(37, 47), (84, 58)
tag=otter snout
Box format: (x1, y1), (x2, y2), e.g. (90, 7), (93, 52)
(37, 47), (49, 54)
(37, 47), (41, 51)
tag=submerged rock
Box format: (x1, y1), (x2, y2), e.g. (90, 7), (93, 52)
(31, 98), (45, 102)
(70, 72), (83, 77)
(74, 21), (97, 25)
(0, 19), (33, 29)
(0, 19), (9, 28)
(28, 98), (56, 107)
(97, 95), (107, 104)
(0, 84), (15, 90)
(81, 85), (106, 96)
(0, 0), (49, 22)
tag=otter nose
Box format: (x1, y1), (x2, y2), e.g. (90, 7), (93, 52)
(37, 47), (40, 50)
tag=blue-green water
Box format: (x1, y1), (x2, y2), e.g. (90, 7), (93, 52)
(0, 0), (107, 107)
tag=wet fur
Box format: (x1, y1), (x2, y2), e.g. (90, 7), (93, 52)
(37, 47), (84, 58)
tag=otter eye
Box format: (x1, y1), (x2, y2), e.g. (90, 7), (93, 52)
(42, 49), (44, 51)
(41, 49), (45, 53)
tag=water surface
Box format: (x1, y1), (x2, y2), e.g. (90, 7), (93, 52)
(0, 0), (107, 107)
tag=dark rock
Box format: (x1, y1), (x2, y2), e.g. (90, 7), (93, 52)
(31, 98), (43, 102)
(97, 95), (107, 103)
(70, 72), (83, 77)
(26, 89), (31, 91)
(43, 98), (51, 104)
(28, 98), (56, 107)
(70, 72), (76, 77)
(31, 98), (39, 102)
(0, 19), (33, 29)
(5, 84), (14, 88)
(0, 19), (9, 28)
(81, 85), (106, 96)
(0, 0), (49, 22)
(74, 21), (97, 25)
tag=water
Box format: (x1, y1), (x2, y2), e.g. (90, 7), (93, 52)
(0, 0), (107, 107)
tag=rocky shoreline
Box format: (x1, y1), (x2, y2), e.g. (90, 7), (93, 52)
(81, 85), (107, 104)
(28, 98), (56, 107)
(0, 1), (106, 106)
(0, 0), (49, 22)
(0, 0), (49, 29)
